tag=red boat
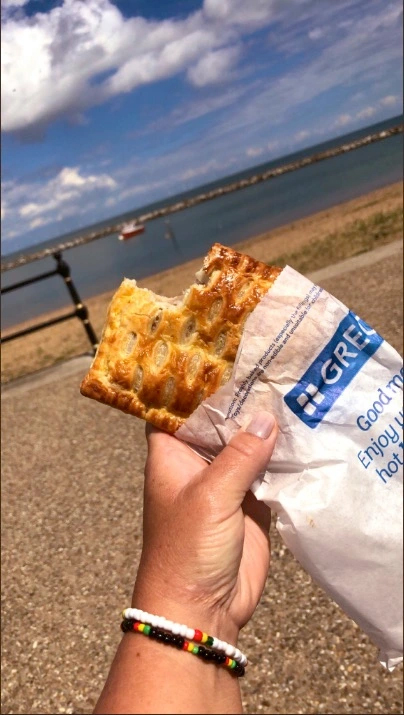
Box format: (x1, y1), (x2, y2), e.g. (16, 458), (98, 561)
(118, 221), (145, 241)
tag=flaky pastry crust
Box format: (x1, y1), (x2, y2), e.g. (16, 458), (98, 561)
(80, 243), (282, 432)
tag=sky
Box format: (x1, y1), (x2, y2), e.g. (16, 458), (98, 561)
(1, 0), (403, 254)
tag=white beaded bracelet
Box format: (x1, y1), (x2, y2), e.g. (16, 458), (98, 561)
(123, 607), (248, 667)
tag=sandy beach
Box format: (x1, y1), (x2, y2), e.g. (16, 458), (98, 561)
(1, 181), (402, 384)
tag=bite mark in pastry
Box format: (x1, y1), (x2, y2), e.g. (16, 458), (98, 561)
(80, 243), (282, 432)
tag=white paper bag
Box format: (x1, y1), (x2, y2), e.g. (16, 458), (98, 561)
(177, 266), (403, 670)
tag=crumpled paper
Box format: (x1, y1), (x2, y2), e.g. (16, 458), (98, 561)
(177, 266), (403, 670)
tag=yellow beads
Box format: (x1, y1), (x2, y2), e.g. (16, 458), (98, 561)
(201, 632), (208, 643)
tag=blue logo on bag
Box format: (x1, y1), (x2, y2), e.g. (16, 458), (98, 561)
(284, 312), (383, 428)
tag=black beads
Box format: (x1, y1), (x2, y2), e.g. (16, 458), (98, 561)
(121, 619), (245, 677)
(234, 664), (245, 677)
(197, 646), (212, 661)
(174, 636), (185, 649)
(121, 619), (133, 633)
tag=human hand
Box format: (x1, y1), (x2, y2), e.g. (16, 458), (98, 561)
(132, 412), (278, 643)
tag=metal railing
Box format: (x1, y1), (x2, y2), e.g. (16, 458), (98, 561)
(1, 251), (98, 352)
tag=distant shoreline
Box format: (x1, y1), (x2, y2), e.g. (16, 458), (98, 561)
(1, 181), (402, 384)
(2, 120), (402, 271)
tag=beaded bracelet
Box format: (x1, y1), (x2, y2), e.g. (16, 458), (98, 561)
(122, 607), (248, 667)
(121, 619), (245, 677)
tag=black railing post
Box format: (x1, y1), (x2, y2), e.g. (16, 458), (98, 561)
(53, 252), (98, 354)
(1, 252), (98, 355)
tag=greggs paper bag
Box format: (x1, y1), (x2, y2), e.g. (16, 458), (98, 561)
(177, 266), (403, 670)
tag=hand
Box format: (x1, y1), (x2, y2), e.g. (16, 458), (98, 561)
(132, 412), (278, 642)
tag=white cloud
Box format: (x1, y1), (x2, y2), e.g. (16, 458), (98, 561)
(380, 94), (400, 107)
(19, 203), (40, 218)
(335, 114), (352, 127)
(338, 19), (355, 30)
(105, 25), (225, 97)
(203, 0), (276, 26)
(2, 229), (18, 241)
(59, 168), (87, 188)
(180, 158), (228, 180)
(59, 166), (115, 189)
(2, 0), (402, 142)
(308, 28), (323, 41)
(110, 179), (168, 204)
(1, 0), (29, 7)
(2, 166), (117, 237)
(1, 0), (273, 135)
(246, 146), (263, 157)
(135, 85), (249, 138)
(356, 106), (376, 119)
(294, 129), (310, 141)
(267, 140), (279, 152)
(187, 46), (240, 87)
(202, 1), (402, 149)
(29, 217), (46, 229)
(351, 93), (400, 122)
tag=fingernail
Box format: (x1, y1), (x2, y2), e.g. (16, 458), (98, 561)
(245, 412), (275, 439)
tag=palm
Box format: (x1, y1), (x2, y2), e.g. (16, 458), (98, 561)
(146, 430), (271, 627)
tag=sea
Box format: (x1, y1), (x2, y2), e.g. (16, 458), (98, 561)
(1, 115), (403, 331)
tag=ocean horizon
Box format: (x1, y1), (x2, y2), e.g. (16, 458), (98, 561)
(1, 115), (403, 330)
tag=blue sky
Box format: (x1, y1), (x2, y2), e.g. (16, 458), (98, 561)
(1, 0), (403, 254)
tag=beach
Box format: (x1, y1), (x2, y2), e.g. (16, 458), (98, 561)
(1, 181), (402, 384)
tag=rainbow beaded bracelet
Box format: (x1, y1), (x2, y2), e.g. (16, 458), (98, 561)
(121, 619), (245, 677)
(122, 607), (248, 667)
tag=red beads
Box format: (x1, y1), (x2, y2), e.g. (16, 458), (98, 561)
(193, 629), (203, 642)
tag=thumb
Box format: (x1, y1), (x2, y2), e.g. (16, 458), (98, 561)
(203, 412), (278, 504)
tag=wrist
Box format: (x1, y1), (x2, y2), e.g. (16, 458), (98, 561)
(115, 621), (243, 714)
(132, 571), (240, 646)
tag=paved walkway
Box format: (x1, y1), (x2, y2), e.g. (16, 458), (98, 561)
(2, 245), (403, 714)
(308, 238), (402, 283)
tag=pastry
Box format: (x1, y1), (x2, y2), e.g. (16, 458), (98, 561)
(80, 243), (282, 432)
